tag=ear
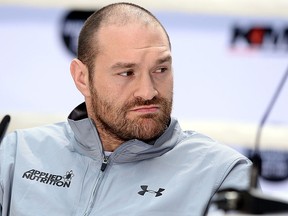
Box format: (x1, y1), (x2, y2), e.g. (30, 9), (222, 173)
(70, 58), (91, 97)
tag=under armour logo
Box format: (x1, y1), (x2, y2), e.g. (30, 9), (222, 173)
(138, 185), (165, 197)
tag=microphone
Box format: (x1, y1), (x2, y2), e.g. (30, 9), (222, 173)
(250, 64), (288, 187)
(211, 66), (288, 214)
(0, 115), (11, 144)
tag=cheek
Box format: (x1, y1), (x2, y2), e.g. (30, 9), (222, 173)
(93, 80), (128, 107)
(106, 78), (136, 99)
(157, 76), (173, 95)
(93, 76), (114, 96)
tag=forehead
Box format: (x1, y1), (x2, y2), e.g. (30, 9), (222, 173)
(96, 22), (170, 52)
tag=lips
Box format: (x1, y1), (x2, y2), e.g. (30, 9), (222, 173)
(130, 105), (160, 113)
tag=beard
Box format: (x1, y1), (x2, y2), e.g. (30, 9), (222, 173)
(90, 86), (172, 142)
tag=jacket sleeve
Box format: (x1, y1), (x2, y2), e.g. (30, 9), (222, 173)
(219, 158), (253, 191)
(204, 157), (252, 214)
(0, 132), (18, 216)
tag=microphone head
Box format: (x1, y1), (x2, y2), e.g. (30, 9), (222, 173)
(0, 115), (11, 144)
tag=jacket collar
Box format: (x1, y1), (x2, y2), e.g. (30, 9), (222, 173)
(68, 102), (184, 163)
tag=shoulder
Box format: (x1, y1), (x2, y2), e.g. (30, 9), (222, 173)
(176, 130), (251, 166)
(1, 121), (73, 152)
(0, 122), (75, 177)
(177, 130), (252, 188)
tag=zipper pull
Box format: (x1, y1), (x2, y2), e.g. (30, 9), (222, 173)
(100, 156), (109, 172)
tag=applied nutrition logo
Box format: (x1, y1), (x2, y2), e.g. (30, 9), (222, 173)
(22, 169), (74, 188)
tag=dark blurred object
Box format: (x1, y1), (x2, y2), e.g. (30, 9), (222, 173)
(247, 149), (288, 181)
(213, 188), (288, 214)
(61, 10), (95, 56)
(0, 115), (10, 144)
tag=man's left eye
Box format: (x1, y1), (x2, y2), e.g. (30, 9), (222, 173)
(155, 68), (167, 73)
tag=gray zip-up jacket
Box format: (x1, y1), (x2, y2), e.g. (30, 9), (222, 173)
(0, 103), (251, 216)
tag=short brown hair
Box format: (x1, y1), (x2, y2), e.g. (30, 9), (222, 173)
(77, 2), (171, 81)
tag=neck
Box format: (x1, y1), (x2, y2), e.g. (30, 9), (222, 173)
(90, 116), (124, 152)
(96, 126), (124, 152)
(86, 102), (124, 151)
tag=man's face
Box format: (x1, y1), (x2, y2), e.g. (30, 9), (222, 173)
(88, 23), (173, 142)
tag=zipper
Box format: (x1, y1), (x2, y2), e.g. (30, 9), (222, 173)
(83, 155), (110, 216)
(100, 156), (109, 171)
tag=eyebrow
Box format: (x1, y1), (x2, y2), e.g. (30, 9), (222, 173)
(111, 62), (136, 70)
(110, 55), (172, 70)
(156, 55), (172, 65)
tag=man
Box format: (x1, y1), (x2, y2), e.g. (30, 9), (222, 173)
(0, 2), (252, 215)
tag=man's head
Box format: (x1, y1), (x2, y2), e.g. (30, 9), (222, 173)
(70, 2), (173, 148)
(77, 2), (171, 80)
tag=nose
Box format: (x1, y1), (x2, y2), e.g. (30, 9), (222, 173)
(133, 74), (158, 100)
